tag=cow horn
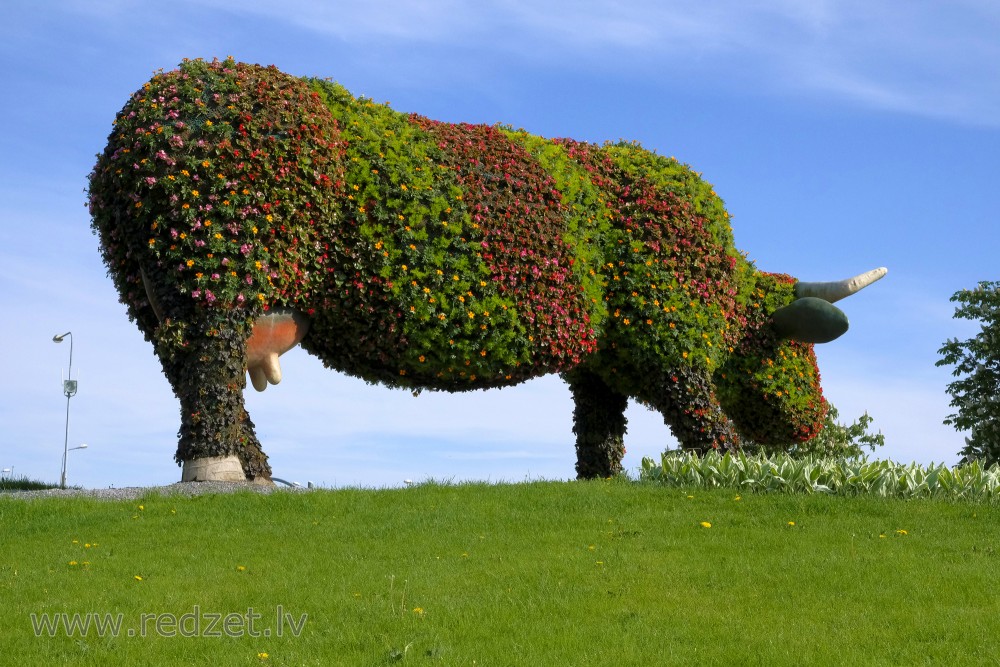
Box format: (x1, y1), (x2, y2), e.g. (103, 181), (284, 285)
(794, 267), (888, 303)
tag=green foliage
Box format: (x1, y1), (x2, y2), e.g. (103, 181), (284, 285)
(746, 404), (885, 460)
(936, 281), (1000, 466)
(641, 450), (1000, 501)
(0, 476), (59, 491)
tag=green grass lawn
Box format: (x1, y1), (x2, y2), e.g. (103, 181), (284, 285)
(3, 480), (999, 665)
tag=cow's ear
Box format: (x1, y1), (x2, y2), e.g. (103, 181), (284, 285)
(771, 297), (849, 344)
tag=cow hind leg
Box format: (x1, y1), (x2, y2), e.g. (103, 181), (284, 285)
(565, 368), (628, 479)
(155, 312), (272, 482)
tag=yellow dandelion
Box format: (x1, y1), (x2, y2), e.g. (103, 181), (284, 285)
(700, 522), (712, 528)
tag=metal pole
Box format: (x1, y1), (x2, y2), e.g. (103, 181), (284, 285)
(54, 332), (74, 489)
(61, 390), (71, 488)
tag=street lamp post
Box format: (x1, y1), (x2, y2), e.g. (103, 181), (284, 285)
(53, 332), (77, 489)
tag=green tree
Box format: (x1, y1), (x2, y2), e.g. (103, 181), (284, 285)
(936, 281), (1000, 466)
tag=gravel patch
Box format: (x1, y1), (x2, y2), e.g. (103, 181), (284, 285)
(0, 481), (317, 501)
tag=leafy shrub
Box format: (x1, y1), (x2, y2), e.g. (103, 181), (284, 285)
(640, 450), (1000, 501)
(743, 404), (884, 460)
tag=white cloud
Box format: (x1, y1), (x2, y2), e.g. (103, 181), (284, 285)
(164, 0), (998, 126)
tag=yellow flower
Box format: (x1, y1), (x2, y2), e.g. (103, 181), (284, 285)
(134, 575), (143, 581)
(68, 561), (78, 566)
(257, 653), (268, 660)
(237, 565), (246, 571)
(787, 521), (795, 527)
(412, 607), (424, 615)
(896, 529), (908, 535)
(700, 521), (712, 528)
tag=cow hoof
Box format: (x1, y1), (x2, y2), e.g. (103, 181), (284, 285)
(181, 455), (246, 482)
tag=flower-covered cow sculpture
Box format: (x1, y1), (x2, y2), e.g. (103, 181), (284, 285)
(88, 58), (886, 482)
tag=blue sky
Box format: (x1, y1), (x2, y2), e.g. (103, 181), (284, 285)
(1, 0), (998, 488)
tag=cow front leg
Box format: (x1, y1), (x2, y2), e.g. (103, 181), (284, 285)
(156, 313), (271, 482)
(648, 368), (739, 455)
(565, 368), (628, 479)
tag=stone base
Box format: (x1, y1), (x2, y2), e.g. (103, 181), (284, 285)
(181, 455), (246, 482)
